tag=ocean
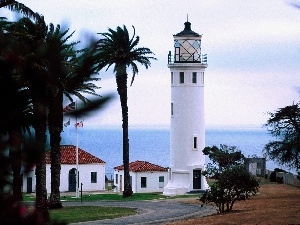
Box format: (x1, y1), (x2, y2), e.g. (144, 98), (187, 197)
(60, 126), (294, 178)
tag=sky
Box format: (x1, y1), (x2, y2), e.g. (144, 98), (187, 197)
(1, 0), (300, 128)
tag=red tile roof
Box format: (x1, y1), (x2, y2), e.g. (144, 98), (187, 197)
(114, 160), (168, 172)
(46, 145), (105, 164)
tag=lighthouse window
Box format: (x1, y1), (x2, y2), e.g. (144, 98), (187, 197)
(171, 103), (174, 116)
(180, 72), (184, 83)
(192, 72), (197, 83)
(193, 136), (198, 150)
(171, 72), (173, 84)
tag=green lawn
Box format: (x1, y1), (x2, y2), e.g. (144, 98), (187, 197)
(22, 192), (201, 224)
(23, 192), (200, 202)
(50, 206), (136, 224)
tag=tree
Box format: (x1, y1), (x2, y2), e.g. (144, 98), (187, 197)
(46, 23), (101, 209)
(0, 4), (51, 220)
(264, 102), (300, 171)
(94, 25), (156, 197)
(46, 23), (75, 209)
(1, 2), (50, 218)
(201, 145), (260, 213)
(202, 144), (244, 178)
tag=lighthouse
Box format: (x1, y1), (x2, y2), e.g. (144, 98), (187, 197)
(163, 20), (208, 196)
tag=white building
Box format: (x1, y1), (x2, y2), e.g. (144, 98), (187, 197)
(114, 160), (168, 193)
(22, 145), (106, 193)
(163, 20), (208, 196)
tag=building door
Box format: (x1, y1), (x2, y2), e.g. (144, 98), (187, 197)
(193, 170), (201, 189)
(119, 175), (123, 192)
(69, 168), (76, 192)
(27, 177), (32, 193)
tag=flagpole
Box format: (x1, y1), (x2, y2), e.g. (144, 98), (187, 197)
(75, 101), (79, 198)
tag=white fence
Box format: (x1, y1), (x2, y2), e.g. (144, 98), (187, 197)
(276, 172), (300, 187)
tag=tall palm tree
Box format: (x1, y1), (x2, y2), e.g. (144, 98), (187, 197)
(1, 0), (50, 218)
(0, 19), (33, 201)
(46, 23), (101, 209)
(0, 14), (51, 223)
(94, 25), (156, 197)
(12, 15), (50, 221)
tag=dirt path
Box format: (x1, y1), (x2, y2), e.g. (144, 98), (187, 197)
(165, 183), (300, 225)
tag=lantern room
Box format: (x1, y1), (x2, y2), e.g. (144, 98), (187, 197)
(168, 20), (207, 64)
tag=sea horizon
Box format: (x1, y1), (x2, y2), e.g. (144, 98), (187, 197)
(61, 124), (297, 177)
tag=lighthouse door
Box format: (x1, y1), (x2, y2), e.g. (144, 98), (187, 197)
(193, 170), (201, 189)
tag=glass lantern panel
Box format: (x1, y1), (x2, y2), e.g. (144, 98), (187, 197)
(192, 40), (200, 49)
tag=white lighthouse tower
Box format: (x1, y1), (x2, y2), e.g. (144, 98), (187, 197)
(163, 20), (208, 196)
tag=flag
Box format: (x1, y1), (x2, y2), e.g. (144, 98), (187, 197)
(64, 118), (70, 127)
(63, 102), (75, 112)
(75, 121), (83, 128)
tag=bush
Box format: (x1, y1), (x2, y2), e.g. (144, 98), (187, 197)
(200, 165), (259, 213)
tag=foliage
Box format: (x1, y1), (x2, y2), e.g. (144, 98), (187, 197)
(94, 25), (156, 86)
(202, 144), (244, 179)
(0, 1), (103, 222)
(264, 102), (300, 171)
(94, 25), (156, 197)
(201, 145), (259, 213)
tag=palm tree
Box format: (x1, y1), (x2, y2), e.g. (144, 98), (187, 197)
(0, 0), (40, 20)
(0, 15), (52, 224)
(46, 23), (101, 209)
(1, 1), (51, 218)
(0, 16), (35, 202)
(23, 18), (50, 222)
(94, 25), (156, 197)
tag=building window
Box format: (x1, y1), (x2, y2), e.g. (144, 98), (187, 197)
(192, 72), (197, 83)
(180, 72), (184, 83)
(91, 172), (97, 183)
(171, 72), (173, 84)
(115, 174), (118, 184)
(193, 136), (198, 150)
(171, 103), (174, 116)
(159, 176), (164, 188)
(141, 177), (147, 188)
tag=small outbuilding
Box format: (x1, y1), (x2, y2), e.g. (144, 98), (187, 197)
(244, 157), (266, 177)
(23, 145), (106, 193)
(114, 160), (168, 193)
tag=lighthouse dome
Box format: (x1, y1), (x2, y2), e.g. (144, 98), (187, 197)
(174, 21), (200, 37)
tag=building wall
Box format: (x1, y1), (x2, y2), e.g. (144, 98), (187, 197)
(114, 170), (168, 193)
(47, 163), (106, 192)
(164, 63), (208, 195)
(244, 158), (266, 177)
(22, 169), (36, 193)
(135, 171), (167, 193)
(23, 163), (106, 193)
(170, 67), (206, 170)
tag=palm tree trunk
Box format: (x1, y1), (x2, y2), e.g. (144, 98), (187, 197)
(8, 128), (23, 201)
(48, 90), (63, 209)
(116, 70), (132, 198)
(33, 100), (50, 222)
